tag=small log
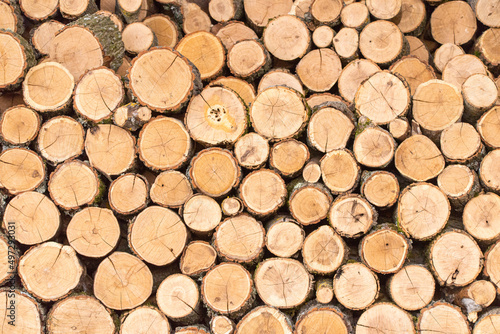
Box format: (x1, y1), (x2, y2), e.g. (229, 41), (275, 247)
(85, 124), (136, 176)
(211, 76), (256, 107)
(3, 191), (60, 245)
(455, 280), (496, 323)
(333, 262), (379, 310)
(189, 148), (240, 198)
(302, 225), (347, 274)
(96, 10), (123, 31)
(340, 2), (370, 31)
(329, 194), (377, 238)
(60, 0), (98, 19)
(357, 303), (415, 334)
(464, 193), (500, 243)
(393, 0), (426, 35)
(0, 105), (40, 146)
(474, 308), (500, 333)
(359, 225), (410, 274)
(440, 122), (483, 165)
(361, 170), (400, 208)
(120, 306), (171, 334)
(239, 169), (286, 216)
(289, 182), (332, 226)
(182, 194), (221, 234)
(306, 93), (345, 109)
(243, 0), (293, 31)
(215, 21), (257, 51)
(395, 135), (445, 181)
(442, 54), (488, 91)
(228, 39), (271, 80)
(389, 117), (410, 142)
(37, 116), (85, 165)
(359, 21), (409, 67)
(437, 164), (481, 210)
(0, 0), (24, 34)
(128, 47), (201, 112)
(108, 174), (148, 216)
(338, 59), (380, 103)
(202, 262), (254, 316)
(333, 28), (359, 64)
(185, 86), (247, 146)
(48, 13), (124, 79)
(302, 159), (322, 183)
(175, 325), (210, 334)
(397, 182), (450, 240)
(265, 216), (305, 258)
(462, 73), (498, 122)
(221, 197), (244, 216)
(209, 0), (243, 22)
(429, 229), (483, 287)
(475, 28), (500, 74)
(113, 103), (152, 131)
(48, 160), (102, 211)
(150, 170), (193, 208)
(417, 302), (469, 334)
(19, 242), (84, 302)
(0, 30), (36, 90)
(433, 43), (464, 73)
(176, 31), (226, 81)
(138, 117), (193, 171)
(388, 264), (435, 311)
(129, 206), (188, 266)
(122, 22), (157, 55)
(315, 279), (334, 304)
(94, 251), (153, 310)
(250, 86), (308, 141)
(143, 14), (179, 48)
(180, 240), (217, 277)
(354, 71), (410, 125)
(67, 207), (120, 258)
(470, 0), (500, 27)
(310, 0), (342, 26)
(157, 273), (201, 323)
(480, 150), (500, 194)
(20, 0), (58, 21)
(269, 139), (309, 177)
(47, 295), (115, 334)
(484, 240), (500, 293)
(390, 56), (436, 95)
(23, 62), (74, 113)
(0, 289), (43, 334)
(258, 68), (304, 95)
(236, 306), (293, 333)
(353, 126), (396, 168)
(254, 258), (312, 309)
(295, 303), (352, 333)
(262, 15), (310, 62)
(296, 48), (342, 92)
(431, 1), (476, 45)
(233, 133), (269, 169)
(0, 148), (45, 195)
(366, 0), (401, 19)
(320, 149), (360, 195)
(477, 106), (500, 149)
(312, 26), (334, 48)
(210, 315), (235, 334)
(214, 214), (265, 263)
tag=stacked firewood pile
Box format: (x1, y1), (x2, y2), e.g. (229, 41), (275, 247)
(0, 0), (500, 332)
